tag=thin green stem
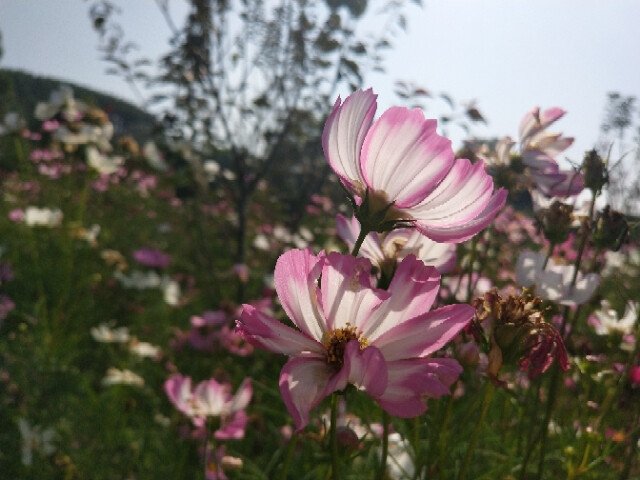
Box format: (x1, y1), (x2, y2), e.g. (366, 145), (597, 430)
(330, 393), (340, 480)
(280, 433), (299, 480)
(377, 410), (390, 480)
(351, 225), (370, 257)
(457, 381), (495, 480)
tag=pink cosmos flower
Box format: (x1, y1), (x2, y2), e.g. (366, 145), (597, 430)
(322, 89), (507, 243)
(164, 375), (252, 433)
(519, 107), (583, 197)
(336, 214), (456, 274)
(133, 248), (171, 269)
(237, 248), (472, 431)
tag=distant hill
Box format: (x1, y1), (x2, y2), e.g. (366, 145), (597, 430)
(0, 68), (157, 143)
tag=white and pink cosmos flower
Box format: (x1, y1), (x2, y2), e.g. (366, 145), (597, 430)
(335, 213), (456, 274)
(519, 107), (583, 197)
(323, 89), (507, 243)
(164, 375), (252, 438)
(237, 248), (473, 431)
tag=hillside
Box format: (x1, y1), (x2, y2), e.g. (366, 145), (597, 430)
(0, 68), (156, 142)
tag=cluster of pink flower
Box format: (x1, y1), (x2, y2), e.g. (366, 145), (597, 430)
(236, 89), (512, 431)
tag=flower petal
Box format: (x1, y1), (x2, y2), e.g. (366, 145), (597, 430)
(362, 255), (441, 341)
(375, 358), (462, 417)
(415, 187), (507, 243)
(374, 304), (473, 361)
(322, 89), (377, 193)
(343, 341), (388, 397)
(237, 305), (325, 357)
(274, 248), (326, 341)
(319, 252), (388, 331)
(360, 106), (453, 208)
(279, 357), (345, 432)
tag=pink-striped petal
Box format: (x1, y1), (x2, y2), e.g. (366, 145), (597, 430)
(318, 252), (388, 331)
(360, 106), (453, 208)
(374, 304), (473, 361)
(343, 341), (388, 397)
(274, 248), (326, 341)
(227, 378), (252, 413)
(415, 187), (507, 243)
(322, 89), (377, 194)
(279, 357), (346, 432)
(410, 159), (494, 227)
(237, 305), (325, 357)
(519, 106), (566, 147)
(362, 255), (441, 341)
(375, 358), (462, 417)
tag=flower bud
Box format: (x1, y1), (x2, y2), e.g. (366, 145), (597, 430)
(336, 426), (361, 453)
(582, 149), (608, 193)
(537, 201), (573, 245)
(592, 206), (629, 251)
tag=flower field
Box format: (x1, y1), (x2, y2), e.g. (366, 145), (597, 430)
(0, 77), (638, 480)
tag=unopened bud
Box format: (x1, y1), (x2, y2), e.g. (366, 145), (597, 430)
(592, 206), (628, 251)
(336, 426), (360, 453)
(582, 149), (608, 193)
(537, 201), (573, 245)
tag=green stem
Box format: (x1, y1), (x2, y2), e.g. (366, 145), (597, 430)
(330, 393), (340, 480)
(377, 410), (390, 480)
(457, 381), (495, 480)
(351, 225), (370, 257)
(280, 433), (299, 480)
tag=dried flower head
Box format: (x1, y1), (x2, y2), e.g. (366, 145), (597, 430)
(473, 288), (569, 384)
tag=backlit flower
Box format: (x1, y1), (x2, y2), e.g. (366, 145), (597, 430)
(237, 248), (472, 431)
(516, 251), (599, 306)
(336, 214), (456, 274)
(519, 106), (583, 197)
(323, 89), (506, 242)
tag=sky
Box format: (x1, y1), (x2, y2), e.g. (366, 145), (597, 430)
(1, 0), (639, 164)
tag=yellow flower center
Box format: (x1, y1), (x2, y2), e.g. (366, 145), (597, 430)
(322, 323), (369, 368)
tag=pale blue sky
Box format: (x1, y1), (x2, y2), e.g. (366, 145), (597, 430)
(1, 0), (639, 163)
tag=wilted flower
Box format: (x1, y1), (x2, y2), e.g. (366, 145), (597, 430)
(237, 249), (471, 431)
(473, 288), (569, 382)
(323, 89), (506, 242)
(516, 250), (599, 306)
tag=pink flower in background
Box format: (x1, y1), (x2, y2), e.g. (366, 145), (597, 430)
(133, 248), (171, 269)
(164, 375), (252, 434)
(322, 88), (506, 242)
(336, 214), (456, 274)
(237, 248), (472, 431)
(519, 106), (583, 197)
